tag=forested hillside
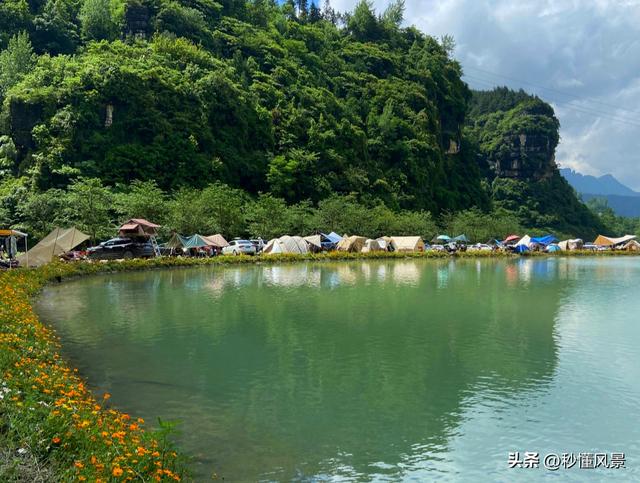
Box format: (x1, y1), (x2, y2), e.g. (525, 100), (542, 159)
(0, 0), (612, 240)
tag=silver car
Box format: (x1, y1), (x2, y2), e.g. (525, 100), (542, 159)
(222, 239), (257, 256)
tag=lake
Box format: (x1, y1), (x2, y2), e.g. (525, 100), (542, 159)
(36, 257), (640, 481)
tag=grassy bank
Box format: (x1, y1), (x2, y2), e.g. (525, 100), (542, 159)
(1, 250), (638, 481)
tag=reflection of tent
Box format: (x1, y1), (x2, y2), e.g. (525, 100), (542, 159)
(624, 240), (640, 251)
(17, 227), (89, 268)
(204, 234), (229, 248)
(391, 236), (425, 252)
(558, 239), (584, 251)
(593, 234), (637, 247)
(453, 234), (469, 243)
(264, 235), (309, 254)
(361, 239), (383, 253)
(336, 235), (366, 252)
(118, 218), (161, 237)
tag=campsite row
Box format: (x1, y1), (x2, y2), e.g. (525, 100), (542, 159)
(3, 218), (639, 268)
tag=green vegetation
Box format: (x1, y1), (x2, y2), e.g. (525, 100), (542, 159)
(0, 0), (623, 244)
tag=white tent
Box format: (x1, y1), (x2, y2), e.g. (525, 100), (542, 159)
(263, 235), (309, 255)
(390, 236), (425, 252)
(17, 227), (89, 267)
(558, 239), (584, 251)
(515, 235), (531, 247)
(303, 235), (323, 251)
(361, 239), (383, 253)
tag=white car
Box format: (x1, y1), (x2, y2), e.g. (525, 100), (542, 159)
(222, 239), (257, 256)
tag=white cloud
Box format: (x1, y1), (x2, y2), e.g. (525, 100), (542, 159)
(333, 0), (640, 190)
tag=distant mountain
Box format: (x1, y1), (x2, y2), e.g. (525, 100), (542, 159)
(581, 193), (640, 218)
(560, 168), (640, 197)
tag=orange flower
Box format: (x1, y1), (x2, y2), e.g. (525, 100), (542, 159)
(74, 461), (84, 469)
(112, 466), (124, 477)
(51, 436), (61, 444)
(103, 393), (111, 401)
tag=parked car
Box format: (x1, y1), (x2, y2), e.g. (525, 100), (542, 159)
(87, 238), (154, 260)
(250, 238), (266, 253)
(222, 239), (257, 256)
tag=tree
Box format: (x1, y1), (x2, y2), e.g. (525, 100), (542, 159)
(0, 31), (35, 97)
(16, 189), (67, 240)
(381, 0), (404, 29)
(64, 178), (114, 242)
(246, 193), (289, 239)
(348, 0), (379, 41)
(114, 180), (168, 225)
(79, 0), (117, 41)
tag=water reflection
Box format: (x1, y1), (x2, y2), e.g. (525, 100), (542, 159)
(34, 258), (602, 481)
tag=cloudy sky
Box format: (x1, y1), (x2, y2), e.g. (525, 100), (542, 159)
(332, 0), (640, 190)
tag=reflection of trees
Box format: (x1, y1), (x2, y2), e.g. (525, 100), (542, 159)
(37, 259), (569, 481)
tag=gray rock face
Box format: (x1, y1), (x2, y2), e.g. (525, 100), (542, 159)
(490, 132), (557, 180)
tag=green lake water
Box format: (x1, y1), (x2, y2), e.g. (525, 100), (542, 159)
(36, 257), (640, 481)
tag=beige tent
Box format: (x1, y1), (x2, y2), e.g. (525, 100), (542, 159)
(336, 235), (366, 252)
(204, 234), (229, 248)
(118, 218), (161, 238)
(263, 235), (309, 254)
(390, 236), (425, 252)
(558, 239), (584, 251)
(303, 235), (323, 252)
(624, 240), (640, 251)
(361, 239), (383, 253)
(17, 227), (89, 267)
(594, 234), (637, 247)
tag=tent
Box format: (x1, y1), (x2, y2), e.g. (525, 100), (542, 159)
(624, 240), (640, 251)
(204, 234), (229, 248)
(325, 232), (343, 244)
(503, 234), (521, 244)
(434, 235), (451, 243)
(376, 236), (392, 251)
(183, 234), (215, 249)
(304, 234), (323, 250)
(336, 235), (367, 252)
(593, 234), (637, 247)
(453, 234), (469, 243)
(263, 235), (309, 254)
(515, 235), (531, 247)
(530, 235), (558, 246)
(558, 239), (584, 251)
(118, 218), (161, 238)
(361, 239), (383, 253)
(16, 227), (89, 267)
(391, 236), (425, 252)
(546, 244), (561, 253)
(165, 233), (189, 249)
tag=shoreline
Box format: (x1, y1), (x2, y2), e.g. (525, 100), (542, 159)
(1, 250), (638, 480)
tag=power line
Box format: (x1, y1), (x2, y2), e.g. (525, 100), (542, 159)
(463, 65), (640, 116)
(463, 73), (640, 128)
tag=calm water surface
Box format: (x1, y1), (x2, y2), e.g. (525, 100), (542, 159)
(36, 258), (640, 481)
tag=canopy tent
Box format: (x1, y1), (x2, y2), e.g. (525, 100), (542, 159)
(165, 233), (189, 249)
(1, 229), (28, 263)
(391, 236), (425, 252)
(453, 234), (469, 243)
(434, 234), (451, 243)
(593, 234), (637, 247)
(558, 239), (584, 251)
(336, 235), (367, 252)
(118, 218), (161, 238)
(503, 234), (521, 244)
(361, 239), (383, 253)
(264, 235), (309, 254)
(624, 240), (640, 251)
(530, 235), (558, 246)
(183, 234), (215, 249)
(17, 227), (89, 267)
(204, 234), (229, 248)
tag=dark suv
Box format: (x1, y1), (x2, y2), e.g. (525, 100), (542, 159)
(87, 238), (153, 260)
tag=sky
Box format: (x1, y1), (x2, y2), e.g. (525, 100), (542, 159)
(330, 0), (640, 191)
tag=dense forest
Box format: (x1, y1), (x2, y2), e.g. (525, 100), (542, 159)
(0, 0), (634, 242)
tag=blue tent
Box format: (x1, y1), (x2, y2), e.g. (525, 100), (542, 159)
(325, 232), (342, 244)
(546, 244), (561, 253)
(516, 244), (529, 253)
(436, 235), (452, 242)
(530, 235), (558, 246)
